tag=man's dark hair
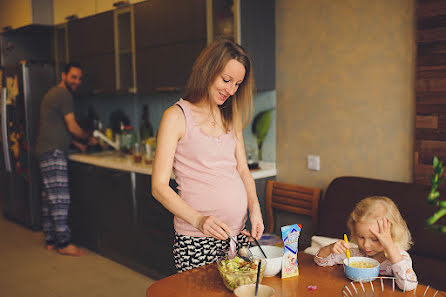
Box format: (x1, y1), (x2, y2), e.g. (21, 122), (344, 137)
(63, 62), (83, 74)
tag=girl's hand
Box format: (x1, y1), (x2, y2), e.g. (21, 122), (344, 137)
(197, 215), (230, 240)
(369, 218), (402, 264)
(369, 218), (394, 250)
(331, 240), (350, 255)
(317, 240), (350, 258)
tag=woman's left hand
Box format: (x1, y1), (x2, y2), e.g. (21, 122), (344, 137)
(249, 210), (264, 240)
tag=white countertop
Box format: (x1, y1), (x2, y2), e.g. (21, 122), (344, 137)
(69, 151), (276, 179)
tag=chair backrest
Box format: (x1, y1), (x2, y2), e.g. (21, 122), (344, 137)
(265, 180), (321, 233)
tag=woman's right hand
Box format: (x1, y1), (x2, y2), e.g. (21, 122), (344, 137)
(197, 215), (230, 240)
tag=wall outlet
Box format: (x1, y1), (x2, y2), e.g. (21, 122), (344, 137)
(307, 155), (320, 171)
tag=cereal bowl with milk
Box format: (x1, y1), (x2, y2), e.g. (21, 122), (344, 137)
(343, 256), (380, 281)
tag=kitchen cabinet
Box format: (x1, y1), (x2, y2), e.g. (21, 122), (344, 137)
(136, 174), (176, 278)
(207, 0), (275, 91)
(114, 5), (137, 93)
(69, 162), (102, 252)
(68, 157), (276, 279)
(98, 168), (138, 264)
(134, 0), (206, 49)
(134, 0), (207, 93)
(1, 25), (53, 67)
(239, 0), (275, 91)
(136, 41), (206, 93)
(54, 24), (68, 80)
(67, 11), (116, 94)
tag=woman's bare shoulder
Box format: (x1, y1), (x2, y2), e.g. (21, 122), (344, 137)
(162, 104), (185, 123)
(159, 104), (186, 139)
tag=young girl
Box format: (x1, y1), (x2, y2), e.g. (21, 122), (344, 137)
(314, 196), (417, 290)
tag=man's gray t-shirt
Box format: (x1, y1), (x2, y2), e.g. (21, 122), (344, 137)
(35, 86), (74, 156)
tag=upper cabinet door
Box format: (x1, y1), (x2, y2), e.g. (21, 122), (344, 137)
(134, 0), (207, 49)
(134, 0), (207, 93)
(240, 0), (275, 91)
(68, 11), (116, 95)
(68, 11), (115, 57)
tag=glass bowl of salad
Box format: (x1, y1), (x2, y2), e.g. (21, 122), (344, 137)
(217, 256), (266, 291)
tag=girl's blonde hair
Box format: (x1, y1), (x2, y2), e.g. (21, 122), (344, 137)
(184, 39), (254, 132)
(347, 196), (413, 251)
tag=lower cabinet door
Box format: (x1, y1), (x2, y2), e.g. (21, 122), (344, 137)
(136, 173), (176, 278)
(98, 168), (138, 265)
(69, 162), (101, 252)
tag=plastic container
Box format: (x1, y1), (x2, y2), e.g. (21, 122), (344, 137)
(217, 257), (265, 291)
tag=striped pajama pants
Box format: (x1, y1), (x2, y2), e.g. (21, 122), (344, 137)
(39, 149), (71, 248)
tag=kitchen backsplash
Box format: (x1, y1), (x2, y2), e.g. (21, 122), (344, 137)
(75, 90), (276, 162)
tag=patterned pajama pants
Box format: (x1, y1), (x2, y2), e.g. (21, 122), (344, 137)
(173, 232), (249, 272)
(39, 149), (71, 248)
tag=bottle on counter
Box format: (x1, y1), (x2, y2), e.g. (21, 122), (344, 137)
(139, 104), (154, 142)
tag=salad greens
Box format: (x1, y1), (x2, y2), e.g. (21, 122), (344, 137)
(218, 256), (263, 291)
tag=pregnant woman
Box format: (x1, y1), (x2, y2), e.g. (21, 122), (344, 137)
(151, 39), (264, 272)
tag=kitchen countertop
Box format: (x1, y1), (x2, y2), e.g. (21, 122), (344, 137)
(69, 151), (276, 179)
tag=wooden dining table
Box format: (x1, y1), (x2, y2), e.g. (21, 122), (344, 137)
(146, 252), (356, 297)
(146, 252), (445, 297)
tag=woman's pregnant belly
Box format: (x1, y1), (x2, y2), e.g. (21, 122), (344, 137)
(174, 174), (248, 236)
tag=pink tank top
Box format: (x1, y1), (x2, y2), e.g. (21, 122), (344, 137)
(173, 99), (248, 237)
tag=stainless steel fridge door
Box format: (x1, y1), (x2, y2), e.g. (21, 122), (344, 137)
(22, 62), (55, 229)
(2, 62), (54, 230)
(1, 87), (11, 172)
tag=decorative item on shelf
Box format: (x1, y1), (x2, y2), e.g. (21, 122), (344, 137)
(113, 0), (130, 8)
(426, 156), (446, 233)
(252, 108), (274, 161)
(65, 14), (78, 21)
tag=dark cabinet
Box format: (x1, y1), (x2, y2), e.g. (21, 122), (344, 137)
(134, 0), (207, 93)
(240, 0), (275, 91)
(136, 40), (206, 93)
(134, 0), (206, 49)
(69, 162), (101, 252)
(98, 168), (138, 264)
(68, 11), (114, 57)
(136, 173), (176, 278)
(67, 11), (116, 94)
(68, 160), (275, 279)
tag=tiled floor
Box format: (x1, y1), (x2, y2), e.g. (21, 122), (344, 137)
(0, 214), (155, 297)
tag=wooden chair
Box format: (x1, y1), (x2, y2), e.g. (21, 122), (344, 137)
(265, 180), (321, 233)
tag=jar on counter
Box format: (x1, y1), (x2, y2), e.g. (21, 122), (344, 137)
(119, 125), (135, 154)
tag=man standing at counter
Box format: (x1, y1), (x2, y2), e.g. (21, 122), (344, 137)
(35, 62), (96, 256)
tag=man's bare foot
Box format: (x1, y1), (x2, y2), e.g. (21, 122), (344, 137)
(58, 244), (87, 256)
(46, 244), (55, 251)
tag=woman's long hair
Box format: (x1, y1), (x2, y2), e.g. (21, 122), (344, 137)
(184, 39), (255, 132)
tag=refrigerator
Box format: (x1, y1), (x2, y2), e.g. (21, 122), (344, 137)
(0, 61), (55, 230)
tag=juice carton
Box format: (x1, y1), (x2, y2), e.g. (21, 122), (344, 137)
(281, 224), (302, 278)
